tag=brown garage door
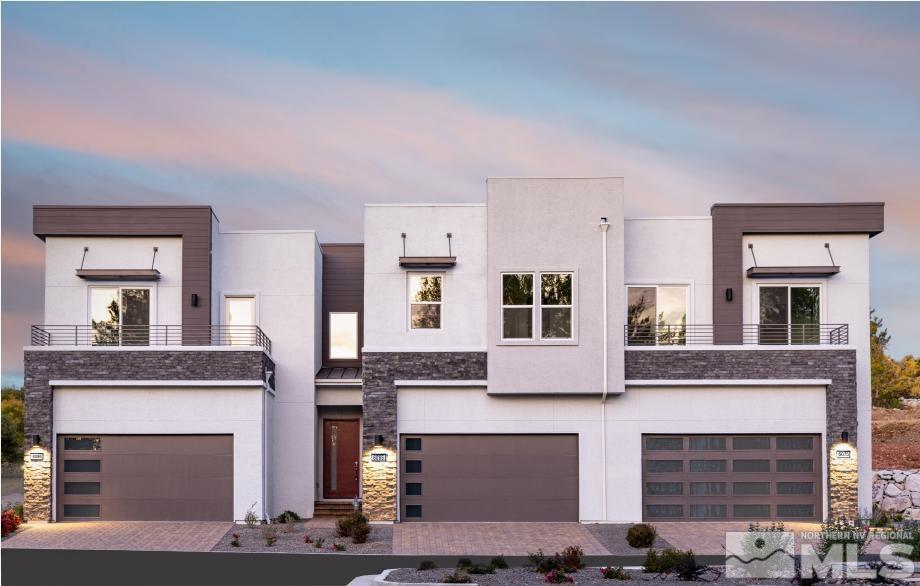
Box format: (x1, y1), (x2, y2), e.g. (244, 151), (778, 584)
(399, 434), (578, 522)
(56, 434), (233, 521)
(642, 434), (822, 521)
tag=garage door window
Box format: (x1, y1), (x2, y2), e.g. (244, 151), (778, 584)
(405, 505), (422, 518)
(777, 436), (813, 450)
(64, 482), (100, 495)
(689, 437), (726, 450)
(64, 437), (101, 451)
(733, 436), (770, 450)
(647, 482), (683, 495)
(63, 504), (100, 518)
(690, 504), (726, 519)
(405, 438), (422, 451)
(690, 460), (726, 473)
(690, 482), (726, 496)
(647, 504), (683, 518)
(734, 459), (770, 472)
(405, 483), (422, 496)
(777, 482), (814, 494)
(405, 460), (422, 473)
(734, 482), (770, 495)
(734, 504), (771, 518)
(64, 460), (100, 472)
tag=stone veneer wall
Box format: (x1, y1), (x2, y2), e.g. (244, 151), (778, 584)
(22, 349), (274, 522)
(361, 351), (487, 521)
(625, 348), (859, 519)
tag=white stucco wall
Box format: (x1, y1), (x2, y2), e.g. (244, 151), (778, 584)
(397, 384), (828, 522)
(218, 230), (320, 517)
(363, 204), (487, 351)
(625, 217), (713, 324)
(43, 236), (183, 326)
(53, 385), (267, 521)
(486, 178), (625, 395)
(743, 233), (872, 511)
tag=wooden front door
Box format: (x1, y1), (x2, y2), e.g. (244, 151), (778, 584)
(323, 420), (360, 499)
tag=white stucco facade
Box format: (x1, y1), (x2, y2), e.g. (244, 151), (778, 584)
(52, 385), (269, 521)
(397, 383), (828, 522)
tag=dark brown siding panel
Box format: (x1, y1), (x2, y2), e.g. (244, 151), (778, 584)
(710, 203), (884, 343)
(321, 244), (364, 368)
(33, 206), (215, 331)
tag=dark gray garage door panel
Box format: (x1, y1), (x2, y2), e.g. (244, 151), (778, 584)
(400, 434), (578, 522)
(641, 434), (822, 522)
(57, 434), (233, 521)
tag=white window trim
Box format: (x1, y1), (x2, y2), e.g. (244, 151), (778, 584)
(751, 282), (825, 326)
(624, 283), (691, 346)
(328, 311), (359, 360)
(499, 270), (578, 345)
(221, 292), (260, 327)
(407, 272), (443, 331)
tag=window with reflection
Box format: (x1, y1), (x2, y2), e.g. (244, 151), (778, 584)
(540, 273), (573, 339)
(90, 287), (150, 346)
(329, 312), (359, 359)
(759, 285), (820, 344)
(502, 272), (575, 340)
(409, 274), (442, 329)
(502, 273), (534, 339)
(626, 285), (688, 345)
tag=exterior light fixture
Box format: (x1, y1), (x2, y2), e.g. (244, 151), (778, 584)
(191, 293), (199, 307)
(374, 434), (384, 446)
(33, 434), (41, 446)
(725, 288), (733, 302)
(841, 431), (849, 444)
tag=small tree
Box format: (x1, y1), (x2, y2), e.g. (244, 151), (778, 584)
(1, 387), (24, 463)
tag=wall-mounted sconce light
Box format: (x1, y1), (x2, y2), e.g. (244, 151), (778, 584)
(191, 294), (199, 307)
(33, 434), (41, 446)
(841, 431), (849, 444)
(725, 288), (733, 302)
(374, 434), (384, 446)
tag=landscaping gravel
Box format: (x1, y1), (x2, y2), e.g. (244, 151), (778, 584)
(211, 522), (392, 554)
(585, 524), (673, 555)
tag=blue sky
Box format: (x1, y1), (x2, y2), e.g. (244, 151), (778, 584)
(2, 2), (919, 384)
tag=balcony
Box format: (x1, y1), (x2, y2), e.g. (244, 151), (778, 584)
(624, 323), (848, 347)
(30, 324), (272, 354)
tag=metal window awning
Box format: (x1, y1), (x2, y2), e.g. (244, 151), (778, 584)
(75, 269), (162, 281)
(746, 266), (840, 278)
(399, 256), (457, 269)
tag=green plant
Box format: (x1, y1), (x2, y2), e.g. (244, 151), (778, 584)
(626, 523), (657, 548)
(559, 545), (585, 571)
(441, 570), (471, 583)
(418, 560), (437, 571)
(456, 558), (472, 569)
(528, 550), (559, 573)
(489, 555), (508, 570)
(644, 548), (675, 574)
(230, 533), (240, 547)
(336, 511), (370, 540)
(275, 510), (301, 523)
(1, 388), (24, 464)
(260, 524), (277, 547)
(600, 566), (630, 580)
(351, 521), (371, 544)
(244, 503), (259, 528)
(314, 537), (325, 548)
(888, 520), (920, 561)
(332, 543), (346, 551)
(669, 550), (707, 581)
(818, 518), (870, 557)
(466, 564), (495, 575)
(544, 568), (574, 583)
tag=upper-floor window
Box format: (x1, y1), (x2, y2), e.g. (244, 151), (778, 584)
(757, 285), (820, 344)
(329, 312), (359, 359)
(502, 272), (573, 341)
(225, 296), (256, 345)
(409, 274), (442, 329)
(90, 287), (150, 346)
(626, 285), (688, 345)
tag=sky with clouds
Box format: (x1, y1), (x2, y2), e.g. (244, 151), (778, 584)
(2, 2), (919, 384)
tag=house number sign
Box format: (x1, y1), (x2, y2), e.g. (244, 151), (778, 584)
(30, 452), (45, 462)
(371, 453), (387, 462)
(836, 449), (852, 459)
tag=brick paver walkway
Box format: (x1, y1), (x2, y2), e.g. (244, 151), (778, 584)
(393, 522), (609, 555)
(2, 521), (231, 551)
(655, 521), (827, 555)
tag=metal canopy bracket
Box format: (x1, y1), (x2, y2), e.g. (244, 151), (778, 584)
(398, 232), (457, 268)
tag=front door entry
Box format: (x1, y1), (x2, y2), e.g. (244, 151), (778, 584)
(323, 420), (360, 499)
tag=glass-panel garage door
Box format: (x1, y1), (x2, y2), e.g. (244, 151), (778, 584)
(642, 434), (822, 521)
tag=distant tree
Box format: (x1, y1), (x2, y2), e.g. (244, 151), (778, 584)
(871, 309), (920, 407)
(1, 386), (24, 463)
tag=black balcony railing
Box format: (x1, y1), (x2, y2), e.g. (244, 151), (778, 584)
(624, 323), (848, 346)
(30, 324), (272, 354)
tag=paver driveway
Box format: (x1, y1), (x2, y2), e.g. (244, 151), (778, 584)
(2, 521), (231, 551)
(393, 522), (609, 555)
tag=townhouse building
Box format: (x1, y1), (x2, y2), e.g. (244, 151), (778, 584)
(22, 178), (883, 525)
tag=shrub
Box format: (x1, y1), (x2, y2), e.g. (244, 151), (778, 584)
(336, 511), (370, 540)
(600, 566), (630, 580)
(441, 570), (471, 583)
(230, 533), (240, 547)
(351, 521), (371, 544)
(559, 545), (585, 572)
(644, 548), (677, 574)
(489, 555), (509, 570)
(332, 543), (346, 552)
(528, 550), (559, 573)
(544, 569), (574, 583)
(276, 510), (301, 524)
(748, 521), (786, 533)
(244, 503), (259, 528)
(2, 509), (22, 538)
(888, 520), (920, 561)
(818, 518), (870, 557)
(456, 558), (472, 569)
(466, 564), (495, 575)
(626, 523), (657, 548)
(303, 534), (313, 544)
(669, 549), (706, 581)
(260, 524), (277, 547)
(418, 560), (437, 571)
(314, 537), (325, 548)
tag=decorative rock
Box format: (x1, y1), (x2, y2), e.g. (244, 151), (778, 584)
(881, 494), (913, 513)
(913, 492), (920, 507)
(884, 483), (903, 497)
(893, 471), (907, 483)
(906, 473), (920, 493)
(878, 470), (894, 480)
(905, 508), (920, 521)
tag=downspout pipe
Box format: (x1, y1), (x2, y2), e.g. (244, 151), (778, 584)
(599, 218), (610, 521)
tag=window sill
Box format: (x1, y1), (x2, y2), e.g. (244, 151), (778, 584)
(496, 339), (579, 347)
